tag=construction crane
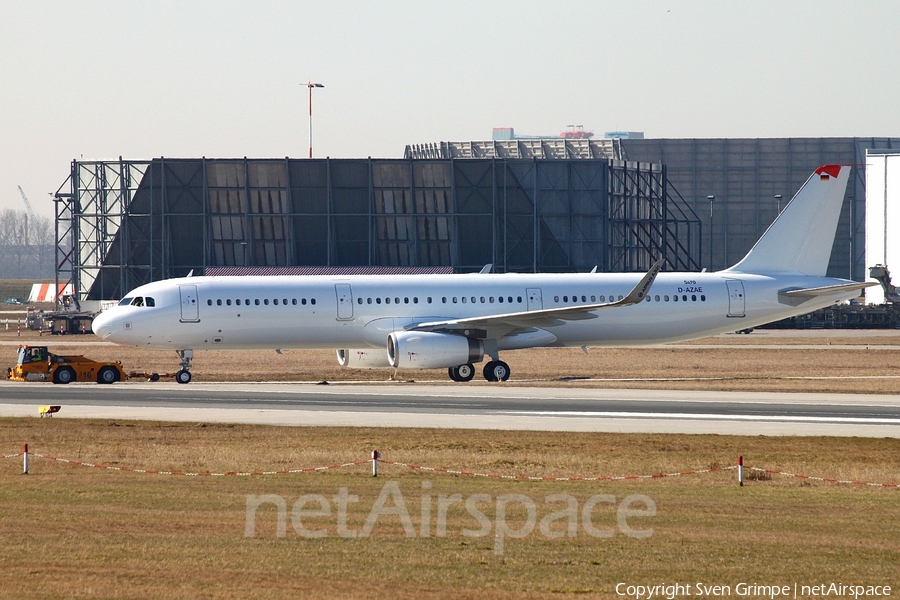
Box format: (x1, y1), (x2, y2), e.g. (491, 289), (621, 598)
(17, 185), (37, 247)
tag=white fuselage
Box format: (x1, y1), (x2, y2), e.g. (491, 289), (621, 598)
(91, 270), (856, 352)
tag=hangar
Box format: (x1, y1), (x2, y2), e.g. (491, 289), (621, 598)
(53, 136), (900, 305)
(54, 146), (700, 302)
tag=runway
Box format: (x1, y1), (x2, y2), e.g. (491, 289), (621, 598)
(1, 380), (899, 437)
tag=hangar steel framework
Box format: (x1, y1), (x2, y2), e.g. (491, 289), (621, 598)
(53, 157), (700, 302)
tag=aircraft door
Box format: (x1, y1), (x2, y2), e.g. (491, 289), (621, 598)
(335, 284), (353, 320)
(726, 280), (745, 318)
(179, 285), (200, 322)
(526, 288), (543, 311)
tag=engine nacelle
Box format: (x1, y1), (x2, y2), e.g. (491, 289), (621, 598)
(387, 331), (484, 369)
(336, 348), (392, 369)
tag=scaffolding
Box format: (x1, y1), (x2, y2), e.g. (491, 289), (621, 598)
(54, 157), (700, 302)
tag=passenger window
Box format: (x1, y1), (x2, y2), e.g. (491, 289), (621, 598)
(292, 299), (297, 305)
(654, 295), (660, 302)
(246, 299), (250, 306)
(517, 296), (523, 303)
(471, 297), (476, 303)
(264, 299), (269, 305)
(376, 298), (381, 304)
(673, 295), (678, 302)
(452, 297), (457, 304)
(207, 299), (212, 306)
(216, 299), (222, 306)
(255, 299), (260, 305)
(509, 297), (514, 303)
(236, 299), (241, 306)
(311, 299), (316, 305)
(226, 299), (232, 306)
(367, 298), (372, 304)
(665, 295), (670, 302)
(683, 295), (688, 302)
(302, 298), (307, 305)
(404, 297), (409, 304)
(283, 299), (288, 305)
(701, 295), (706, 301)
(414, 297), (419, 304)
(273, 299), (279, 305)
(591, 295), (596, 302)
(395, 297), (400, 304)
(692, 295), (697, 302)
(489, 297), (494, 303)
(461, 297), (466, 303)
(499, 296), (504, 303)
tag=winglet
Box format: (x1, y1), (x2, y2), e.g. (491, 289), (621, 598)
(618, 259), (665, 306)
(479, 264), (493, 274)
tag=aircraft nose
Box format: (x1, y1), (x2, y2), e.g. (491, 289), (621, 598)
(91, 310), (118, 340)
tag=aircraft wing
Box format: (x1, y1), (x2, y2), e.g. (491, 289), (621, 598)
(779, 282), (878, 299)
(409, 259), (664, 338)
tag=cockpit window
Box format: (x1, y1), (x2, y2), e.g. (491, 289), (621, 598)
(132, 297), (144, 307)
(118, 297), (133, 306)
(146, 297), (155, 307)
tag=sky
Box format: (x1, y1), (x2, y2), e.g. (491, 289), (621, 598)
(2, 0), (899, 217)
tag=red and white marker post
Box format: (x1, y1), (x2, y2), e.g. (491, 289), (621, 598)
(738, 455), (744, 487)
(23, 443), (28, 475)
(372, 450), (380, 477)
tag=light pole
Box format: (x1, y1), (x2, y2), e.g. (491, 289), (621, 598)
(707, 195), (715, 271)
(774, 194), (782, 214)
(304, 82), (324, 158)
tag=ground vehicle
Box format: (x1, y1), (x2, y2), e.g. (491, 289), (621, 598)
(6, 345), (126, 384)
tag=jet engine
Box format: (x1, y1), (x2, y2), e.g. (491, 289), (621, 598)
(336, 348), (392, 368)
(387, 331), (484, 369)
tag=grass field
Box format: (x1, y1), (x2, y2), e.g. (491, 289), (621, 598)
(3, 328), (899, 394)
(1, 420), (898, 599)
(0, 330), (898, 597)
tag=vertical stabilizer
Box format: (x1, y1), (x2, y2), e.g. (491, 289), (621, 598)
(726, 165), (850, 276)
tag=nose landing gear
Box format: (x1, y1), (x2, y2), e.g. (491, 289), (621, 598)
(175, 349), (193, 384)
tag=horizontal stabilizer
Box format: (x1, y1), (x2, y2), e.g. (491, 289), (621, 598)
(778, 281), (878, 306)
(780, 282), (877, 299)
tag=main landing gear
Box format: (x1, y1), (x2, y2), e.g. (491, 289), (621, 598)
(448, 360), (510, 382)
(448, 363), (476, 382)
(483, 360), (510, 382)
(175, 349), (193, 384)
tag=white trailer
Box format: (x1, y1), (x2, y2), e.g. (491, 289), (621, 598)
(865, 151), (900, 304)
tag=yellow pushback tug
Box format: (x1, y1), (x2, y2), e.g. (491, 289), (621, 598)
(7, 345), (127, 384)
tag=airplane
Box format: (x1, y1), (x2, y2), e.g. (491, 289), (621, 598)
(92, 165), (874, 384)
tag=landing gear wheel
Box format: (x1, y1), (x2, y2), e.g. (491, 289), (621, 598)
(448, 366), (461, 382)
(53, 366), (76, 385)
(456, 363), (475, 382)
(97, 366), (119, 384)
(483, 360), (510, 382)
(175, 349), (194, 384)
